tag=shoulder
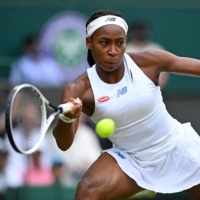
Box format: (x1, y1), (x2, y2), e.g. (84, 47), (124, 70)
(127, 49), (176, 70)
(63, 72), (90, 98)
(127, 49), (162, 63)
(126, 49), (177, 84)
(62, 72), (94, 115)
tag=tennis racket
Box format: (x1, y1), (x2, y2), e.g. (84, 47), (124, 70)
(5, 84), (73, 154)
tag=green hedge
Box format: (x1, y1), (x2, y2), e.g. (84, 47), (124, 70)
(5, 185), (194, 200)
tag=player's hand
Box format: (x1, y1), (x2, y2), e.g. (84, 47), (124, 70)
(62, 97), (82, 119)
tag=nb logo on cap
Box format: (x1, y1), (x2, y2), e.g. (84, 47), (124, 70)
(105, 17), (116, 22)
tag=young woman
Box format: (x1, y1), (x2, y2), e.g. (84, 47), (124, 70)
(53, 9), (200, 200)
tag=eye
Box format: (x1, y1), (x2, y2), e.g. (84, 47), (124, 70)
(100, 41), (108, 45)
(117, 41), (124, 45)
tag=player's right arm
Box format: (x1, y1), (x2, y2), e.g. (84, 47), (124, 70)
(53, 74), (89, 151)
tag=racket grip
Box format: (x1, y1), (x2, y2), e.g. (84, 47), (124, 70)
(58, 103), (73, 114)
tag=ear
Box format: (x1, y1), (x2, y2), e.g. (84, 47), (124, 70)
(86, 37), (91, 50)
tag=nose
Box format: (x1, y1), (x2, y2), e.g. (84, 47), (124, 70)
(108, 45), (118, 57)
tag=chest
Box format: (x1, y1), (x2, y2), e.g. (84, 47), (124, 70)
(91, 78), (159, 127)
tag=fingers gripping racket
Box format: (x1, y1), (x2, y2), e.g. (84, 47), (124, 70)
(5, 84), (72, 154)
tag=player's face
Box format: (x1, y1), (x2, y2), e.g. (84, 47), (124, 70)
(86, 24), (127, 72)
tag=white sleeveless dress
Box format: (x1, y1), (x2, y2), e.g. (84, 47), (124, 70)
(87, 53), (200, 193)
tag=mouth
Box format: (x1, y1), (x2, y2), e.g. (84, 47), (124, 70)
(105, 61), (117, 65)
(103, 62), (119, 71)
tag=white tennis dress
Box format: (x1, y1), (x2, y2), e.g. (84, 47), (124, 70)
(87, 53), (200, 193)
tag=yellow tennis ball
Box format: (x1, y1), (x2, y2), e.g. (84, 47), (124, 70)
(95, 118), (115, 138)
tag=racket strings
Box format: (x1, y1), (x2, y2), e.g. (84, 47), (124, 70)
(11, 88), (44, 151)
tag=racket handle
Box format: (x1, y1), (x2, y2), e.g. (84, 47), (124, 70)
(58, 103), (73, 114)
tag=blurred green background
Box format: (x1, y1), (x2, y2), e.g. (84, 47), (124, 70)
(1, 1), (200, 199)
(1, 0), (200, 94)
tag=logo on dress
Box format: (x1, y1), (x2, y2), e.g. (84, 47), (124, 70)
(114, 151), (126, 159)
(97, 96), (110, 103)
(117, 86), (127, 98)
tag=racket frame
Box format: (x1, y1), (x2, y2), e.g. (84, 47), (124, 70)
(5, 84), (58, 154)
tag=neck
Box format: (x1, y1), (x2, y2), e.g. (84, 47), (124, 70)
(96, 62), (125, 84)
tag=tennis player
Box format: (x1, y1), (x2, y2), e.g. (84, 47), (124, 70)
(53, 9), (200, 200)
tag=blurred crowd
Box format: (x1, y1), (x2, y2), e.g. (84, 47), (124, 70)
(8, 33), (67, 88)
(0, 32), (103, 200)
(0, 111), (103, 200)
(0, 19), (168, 200)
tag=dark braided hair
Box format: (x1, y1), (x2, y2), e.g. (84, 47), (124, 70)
(86, 9), (125, 67)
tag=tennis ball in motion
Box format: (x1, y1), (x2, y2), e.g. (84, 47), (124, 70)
(95, 118), (115, 138)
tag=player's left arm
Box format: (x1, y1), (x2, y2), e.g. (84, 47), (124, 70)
(158, 49), (200, 76)
(140, 49), (200, 76)
(129, 49), (200, 84)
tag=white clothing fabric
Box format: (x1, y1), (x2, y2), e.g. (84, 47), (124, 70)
(86, 53), (200, 193)
(104, 123), (200, 193)
(87, 53), (180, 161)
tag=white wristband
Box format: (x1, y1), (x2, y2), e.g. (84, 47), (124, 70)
(59, 113), (75, 123)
